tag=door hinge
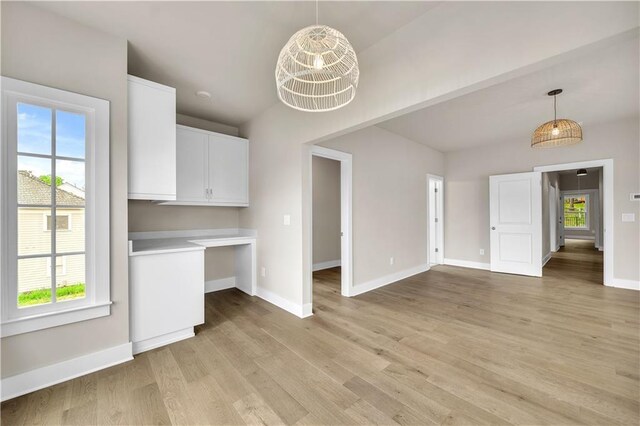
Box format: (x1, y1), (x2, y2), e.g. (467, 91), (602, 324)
(435, 248), (439, 253)
(434, 188), (438, 193)
(435, 218), (438, 223)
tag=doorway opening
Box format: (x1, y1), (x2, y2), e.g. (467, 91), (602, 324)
(428, 175), (444, 266)
(542, 167), (603, 284)
(535, 159), (612, 286)
(310, 146), (353, 301)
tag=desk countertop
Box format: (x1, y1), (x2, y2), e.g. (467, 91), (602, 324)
(128, 229), (257, 256)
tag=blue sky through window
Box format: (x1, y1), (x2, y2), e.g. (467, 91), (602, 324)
(17, 103), (86, 189)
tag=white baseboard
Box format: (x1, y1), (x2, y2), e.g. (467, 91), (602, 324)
(301, 303), (313, 318)
(205, 277), (236, 293)
(256, 287), (308, 318)
(608, 278), (640, 291)
(542, 252), (552, 267)
(132, 327), (194, 355)
(443, 258), (491, 271)
(1, 342), (132, 402)
(350, 264), (429, 297)
(312, 260), (341, 272)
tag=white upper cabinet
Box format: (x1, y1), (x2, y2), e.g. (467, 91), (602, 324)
(127, 75), (176, 200)
(208, 132), (249, 205)
(176, 126), (208, 203)
(173, 125), (249, 206)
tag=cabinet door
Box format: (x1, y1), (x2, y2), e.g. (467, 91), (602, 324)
(176, 127), (209, 202)
(208, 134), (248, 205)
(128, 76), (176, 200)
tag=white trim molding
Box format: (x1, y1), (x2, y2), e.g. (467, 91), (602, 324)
(443, 258), (491, 271)
(204, 277), (236, 293)
(1, 302), (111, 338)
(132, 328), (194, 355)
(256, 287), (312, 318)
(542, 252), (552, 267)
(0, 342), (132, 402)
(609, 278), (640, 291)
(350, 264), (429, 297)
(312, 260), (341, 271)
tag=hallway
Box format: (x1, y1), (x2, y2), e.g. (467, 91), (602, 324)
(544, 239), (603, 285)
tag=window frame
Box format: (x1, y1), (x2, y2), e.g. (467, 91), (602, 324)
(1, 77), (111, 337)
(562, 192), (590, 230)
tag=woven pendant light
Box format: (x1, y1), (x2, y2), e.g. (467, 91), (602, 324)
(531, 89), (582, 148)
(275, 1), (359, 112)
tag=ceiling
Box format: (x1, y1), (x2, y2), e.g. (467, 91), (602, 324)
(377, 35), (639, 153)
(35, 1), (439, 126)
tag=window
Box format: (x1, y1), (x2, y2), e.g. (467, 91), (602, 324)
(45, 214), (71, 231)
(1, 77), (111, 337)
(564, 194), (589, 229)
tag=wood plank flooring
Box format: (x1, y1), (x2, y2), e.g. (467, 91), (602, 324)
(543, 239), (603, 285)
(2, 246), (638, 425)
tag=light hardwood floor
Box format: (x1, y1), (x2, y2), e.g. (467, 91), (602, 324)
(2, 248), (639, 425)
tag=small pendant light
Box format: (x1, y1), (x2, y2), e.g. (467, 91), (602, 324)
(531, 89), (583, 148)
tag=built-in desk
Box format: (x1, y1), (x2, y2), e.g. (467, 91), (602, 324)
(128, 229), (257, 354)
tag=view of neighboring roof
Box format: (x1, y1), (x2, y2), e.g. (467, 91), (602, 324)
(18, 170), (85, 206)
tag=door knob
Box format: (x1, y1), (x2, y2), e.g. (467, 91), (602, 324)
(491, 227), (496, 230)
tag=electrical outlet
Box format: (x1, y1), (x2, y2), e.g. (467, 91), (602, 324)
(261, 267), (266, 277)
(283, 214), (291, 226)
(479, 249), (485, 255)
(389, 257), (394, 266)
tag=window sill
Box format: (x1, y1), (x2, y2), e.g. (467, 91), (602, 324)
(1, 302), (112, 337)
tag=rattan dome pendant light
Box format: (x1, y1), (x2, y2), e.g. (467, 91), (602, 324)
(531, 89), (583, 148)
(275, 1), (359, 112)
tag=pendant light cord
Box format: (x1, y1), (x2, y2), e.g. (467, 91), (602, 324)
(553, 94), (557, 125)
(316, 0), (318, 25)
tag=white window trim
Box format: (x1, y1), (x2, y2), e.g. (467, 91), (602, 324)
(562, 191), (590, 230)
(43, 213), (72, 231)
(1, 77), (111, 337)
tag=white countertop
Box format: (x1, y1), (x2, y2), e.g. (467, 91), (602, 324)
(128, 229), (257, 256)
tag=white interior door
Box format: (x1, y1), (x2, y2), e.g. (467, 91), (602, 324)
(558, 195), (565, 247)
(490, 171), (542, 277)
(428, 176), (444, 265)
(549, 184), (557, 252)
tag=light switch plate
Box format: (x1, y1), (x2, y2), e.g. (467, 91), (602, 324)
(283, 214), (291, 226)
(622, 213), (635, 222)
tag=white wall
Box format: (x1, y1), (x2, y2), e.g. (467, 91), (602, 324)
(444, 118), (639, 281)
(240, 1), (638, 310)
(1, 2), (129, 377)
(319, 126), (445, 288)
(312, 157), (341, 267)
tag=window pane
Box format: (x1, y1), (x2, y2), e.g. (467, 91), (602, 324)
(56, 159), (85, 200)
(17, 103), (52, 155)
(56, 254), (85, 302)
(564, 195), (587, 228)
(56, 209), (84, 252)
(18, 156), (52, 206)
(18, 257), (52, 308)
(56, 110), (86, 159)
(18, 207), (52, 256)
